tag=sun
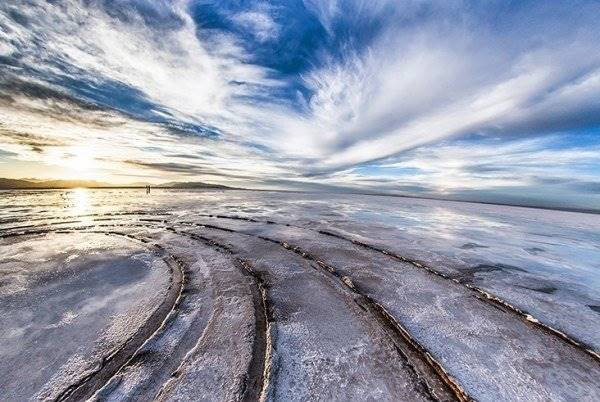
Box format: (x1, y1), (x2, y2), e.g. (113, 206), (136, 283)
(71, 148), (94, 170)
(59, 147), (98, 179)
(43, 145), (113, 182)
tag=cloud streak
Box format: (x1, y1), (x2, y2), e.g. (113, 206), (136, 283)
(0, 0), (599, 206)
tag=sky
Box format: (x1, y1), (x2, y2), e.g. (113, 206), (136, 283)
(1, 0), (599, 208)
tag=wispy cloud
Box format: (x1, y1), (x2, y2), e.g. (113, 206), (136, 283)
(231, 8), (280, 42)
(0, 0), (599, 206)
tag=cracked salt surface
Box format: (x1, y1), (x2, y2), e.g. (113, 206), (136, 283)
(0, 189), (599, 401)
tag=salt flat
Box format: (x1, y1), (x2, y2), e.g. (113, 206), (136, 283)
(1, 189), (599, 401)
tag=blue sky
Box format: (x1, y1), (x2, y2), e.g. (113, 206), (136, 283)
(0, 0), (599, 208)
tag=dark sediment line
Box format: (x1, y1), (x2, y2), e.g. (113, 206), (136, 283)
(1, 228), (186, 402)
(91, 254), (203, 400)
(186, 213), (600, 363)
(365, 299), (465, 402)
(238, 260), (273, 402)
(167, 222), (463, 401)
(154, 227), (273, 401)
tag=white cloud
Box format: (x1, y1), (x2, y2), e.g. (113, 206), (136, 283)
(341, 137), (600, 193)
(1, 0), (281, 124)
(1, 0), (599, 197)
(231, 10), (279, 42)
(289, 15), (600, 171)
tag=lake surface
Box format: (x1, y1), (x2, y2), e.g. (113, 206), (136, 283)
(1, 188), (599, 400)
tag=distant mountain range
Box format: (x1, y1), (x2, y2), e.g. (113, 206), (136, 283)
(0, 178), (234, 190)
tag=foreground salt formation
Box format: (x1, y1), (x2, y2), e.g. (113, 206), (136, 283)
(0, 189), (599, 401)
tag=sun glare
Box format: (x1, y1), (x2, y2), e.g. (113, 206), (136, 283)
(69, 188), (90, 216)
(72, 148), (94, 170)
(46, 147), (99, 180)
(68, 147), (97, 178)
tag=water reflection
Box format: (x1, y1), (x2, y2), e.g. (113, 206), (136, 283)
(68, 189), (90, 216)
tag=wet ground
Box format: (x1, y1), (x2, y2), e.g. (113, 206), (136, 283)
(1, 189), (599, 401)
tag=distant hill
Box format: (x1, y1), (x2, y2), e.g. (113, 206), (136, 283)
(0, 178), (235, 190)
(160, 181), (232, 189)
(0, 178), (113, 189)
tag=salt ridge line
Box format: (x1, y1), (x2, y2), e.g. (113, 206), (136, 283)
(1, 223), (271, 401)
(0, 229), (185, 402)
(3, 213), (599, 364)
(193, 213), (600, 363)
(4, 217), (457, 401)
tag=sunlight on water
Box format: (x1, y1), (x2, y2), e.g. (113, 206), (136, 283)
(69, 188), (90, 217)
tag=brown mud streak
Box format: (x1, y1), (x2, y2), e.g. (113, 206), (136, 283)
(3, 216), (461, 400)
(155, 227), (273, 402)
(0, 228), (186, 402)
(253, 235), (467, 402)
(188, 212), (600, 363)
(166, 222), (463, 401)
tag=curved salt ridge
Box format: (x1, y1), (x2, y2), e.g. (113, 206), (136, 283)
(0, 229), (184, 402)
(2, 214), (600, 401)
(179, 217), (600, 399)
(193, 212), (600, 363)
(31, 220), (446, 398)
